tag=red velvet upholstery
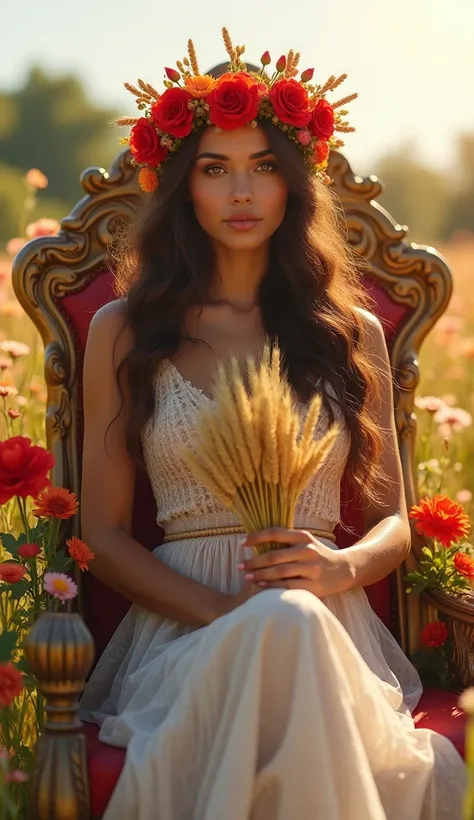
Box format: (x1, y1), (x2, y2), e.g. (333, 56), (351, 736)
(83, 687), (466, 818)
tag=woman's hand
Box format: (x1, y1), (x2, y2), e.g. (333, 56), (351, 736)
(237, 528), (353, 598)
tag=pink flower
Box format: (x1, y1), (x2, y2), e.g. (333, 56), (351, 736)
(0, 356), (12, 370)
(0, 384), (18, 398)
(297, 128), (312, 146)
(415, 396), (447, 414)
(0, 340), (30, 358)
(456, 489), (472, 504)
(26, 219), (60, 240)
(25, 168), (48, 189)
(434, 406), (473, 432)
(43, 572), (78, 602)
(5, 769), (28, 783)
(6, 238), (26, 256)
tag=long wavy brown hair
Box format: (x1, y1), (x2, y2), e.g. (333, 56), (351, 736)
(113, 121), (386, 507)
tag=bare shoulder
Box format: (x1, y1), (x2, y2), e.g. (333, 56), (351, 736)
(87, 299), (134, 364)
(355, 307), (390, 372)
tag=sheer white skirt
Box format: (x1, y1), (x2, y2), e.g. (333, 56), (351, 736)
(79, 523), (466, 819)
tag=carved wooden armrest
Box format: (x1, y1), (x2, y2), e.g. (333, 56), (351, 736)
(424, 588), (474, 688)
(24, 613), (95, 820)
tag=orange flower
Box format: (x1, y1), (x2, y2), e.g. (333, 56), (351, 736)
(184, 74), (217, 98)
(409, 494), (471, 547)
(420, 620), (448, 648)
(0, 663), (24, 707)
(454, 552), (474, 579)
(138, 168), (159, 193)
(66, 536), (95, 571)
(33, 487), (78, 519)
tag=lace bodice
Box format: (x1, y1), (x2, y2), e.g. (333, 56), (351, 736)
(141, 358), (351, 533)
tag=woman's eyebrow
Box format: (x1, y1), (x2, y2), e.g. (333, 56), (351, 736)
(196, 148), (275, 161)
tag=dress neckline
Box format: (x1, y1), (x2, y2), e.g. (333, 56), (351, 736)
(164, 358), (216, 405)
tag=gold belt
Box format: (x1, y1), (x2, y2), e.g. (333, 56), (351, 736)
(163, 525), (337, 544)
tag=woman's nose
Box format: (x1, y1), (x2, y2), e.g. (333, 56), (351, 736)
(231, 173), (253, 203)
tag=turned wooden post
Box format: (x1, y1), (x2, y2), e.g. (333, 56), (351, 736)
(24, 612), (95, 819)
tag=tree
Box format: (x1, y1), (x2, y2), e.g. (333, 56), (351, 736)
(443, 135), (474, 239)
(0, 66), (118, 206)
(373, 141), (450, 244)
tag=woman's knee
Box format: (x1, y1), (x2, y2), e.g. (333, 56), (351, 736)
(243, 588), (325, 630)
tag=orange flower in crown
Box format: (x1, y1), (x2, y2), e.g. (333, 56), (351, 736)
(117, 27), (357, 192)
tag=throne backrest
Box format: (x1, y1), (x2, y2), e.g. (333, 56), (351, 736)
(12, 149), (452, 659)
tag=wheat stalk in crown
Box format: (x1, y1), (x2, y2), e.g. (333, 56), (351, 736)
(182, 346), (338, 553)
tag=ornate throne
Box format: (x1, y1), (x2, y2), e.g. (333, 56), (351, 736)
(12, 149), (473, 820)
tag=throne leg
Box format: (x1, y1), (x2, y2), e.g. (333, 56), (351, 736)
(24, 612), (95, 819)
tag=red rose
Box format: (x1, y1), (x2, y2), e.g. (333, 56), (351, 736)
(207, 74), (259, 130)
(0, 663), (24, 707)
(420, 620), (448, 648)
(0, 563), (26, 584)
(310, 99), (335, 140)
(129, 118), (168, 166)
(269, 79), (311, 128)
(0, 436), (54, 504)
(151, 88), (194, 138)
(18, 543), (41, 560)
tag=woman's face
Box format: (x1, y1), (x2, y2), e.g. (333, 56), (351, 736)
(188, 125), (288, 251)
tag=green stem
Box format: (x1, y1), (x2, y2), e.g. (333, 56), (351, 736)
(15, 498), (30, 542)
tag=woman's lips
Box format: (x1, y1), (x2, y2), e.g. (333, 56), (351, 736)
(224, 217), (262, 231)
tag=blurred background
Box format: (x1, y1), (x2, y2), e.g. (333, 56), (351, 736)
(0, 0), (474, 504)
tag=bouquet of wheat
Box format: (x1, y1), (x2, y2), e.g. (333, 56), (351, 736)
(182, 346), (338, 554)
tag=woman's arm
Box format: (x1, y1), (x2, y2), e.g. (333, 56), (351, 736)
(80, 301), (231, 626)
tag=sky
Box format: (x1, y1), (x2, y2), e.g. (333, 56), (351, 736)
(2, 0), (473, 174)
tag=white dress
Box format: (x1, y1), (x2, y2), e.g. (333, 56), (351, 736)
(79, 358), (466, 819)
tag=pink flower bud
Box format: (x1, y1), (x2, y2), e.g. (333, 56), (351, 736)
(260, 51), (271, 66)
(165, 67), (181, 83)
(300, 68), (315, 83)
(297, 128), (312, 146)
(275, 55), (287, 73)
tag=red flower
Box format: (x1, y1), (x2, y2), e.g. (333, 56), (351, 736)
(0, 663), (24, 707)
(420, 620), (449, 648)
(269, 79), (311, 128)
(0, 563), (26, 583)
(17, 543), (41, 560)
(151, 88), (194, 138)
(314, 140), (330, 165)
(454, 552), (474, 579)
(129, 118), (168, 166)
(207, 74), (259, 130)
(409, 494), (471, 547)
(310, 99), (335, 140)
(0, 436), (54, 504)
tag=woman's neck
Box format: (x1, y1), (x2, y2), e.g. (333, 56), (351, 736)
(209, 243), (269, 310)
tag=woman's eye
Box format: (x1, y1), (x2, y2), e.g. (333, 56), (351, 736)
(257, 161), (277, 172)
(205, 165), (226, 176)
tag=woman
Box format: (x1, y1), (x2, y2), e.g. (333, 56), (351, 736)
(79, 31), (466, 819)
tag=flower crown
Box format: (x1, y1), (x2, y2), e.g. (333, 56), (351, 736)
(117, 28), (357, 193)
